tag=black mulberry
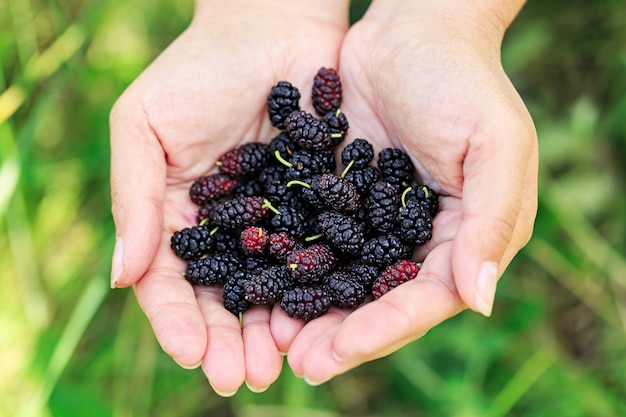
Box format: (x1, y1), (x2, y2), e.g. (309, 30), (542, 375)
(267, 81), (301, 130)
(285, 110), (333, 151)
(170, 224), (216, 261)
(280, 285), (331, 321)
(377, 148), (415, 188)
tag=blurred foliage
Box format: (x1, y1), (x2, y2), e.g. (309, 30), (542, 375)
(1, 0), (625, 416)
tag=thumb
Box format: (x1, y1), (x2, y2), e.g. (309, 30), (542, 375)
(109, 97), (166, 288)
(452, 111), (536, 317)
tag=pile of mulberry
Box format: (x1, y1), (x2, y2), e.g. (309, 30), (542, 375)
(169, 67), (440, 323)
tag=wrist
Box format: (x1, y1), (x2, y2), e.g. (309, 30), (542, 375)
(364, 0), (526, 45)
(194, 0), (350, 29)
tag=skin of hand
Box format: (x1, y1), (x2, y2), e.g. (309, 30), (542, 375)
(271, 0), (539, 384)
(109, 0), (349, 396)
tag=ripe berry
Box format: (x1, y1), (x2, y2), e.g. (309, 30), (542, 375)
(245, 265), (293, 305)
(361, 234), (413, 268)
(267, 81), (301, 129)
(343, 166), (381, 196)
(196, 202), (217, 225)
(223, 270), (250, 315)
(280, 285), (331, 321)
(316, 173), (361, 213)
(312, 67), (342, 116)
(170, 224), (216, 261)
(216, 142), (270, 178)
(233, 178), (265, 198)
(341, 138), (374, 169)
(367, 181), (401, 234)
(287, 243), (336, 284)
(244, 255), (272, 275)
(210, 196), (270, 230)
(323, 110), (349, 146)
(377, 148), (415, 188)
(342, 262), (380, 292)
(398, 197), (433, 246)
(264, 179), (309, 215)
(287, 176), (330, 211)
(325, 271), (366, 309)
(211, 227), (241, 253)
(185, 252), (243, 286)
(269, 205), (309, 239)
(372, 260), (420, 299)
(403, 184), (440, 218)
(317, 211), (365, 255)
(189, 173), (240, 206)
(269, 131), (300, 160)
(285, 110), (333, 151)
(286, 148), (336, 180)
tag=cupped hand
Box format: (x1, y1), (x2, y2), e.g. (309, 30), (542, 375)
(109, 0), (349, 395)
(273, 0), (538, 384)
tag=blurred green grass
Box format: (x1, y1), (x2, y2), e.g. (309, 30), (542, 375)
(1, 0), (625, 416)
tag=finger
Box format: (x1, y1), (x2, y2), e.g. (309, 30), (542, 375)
(242, 305), (284, 393)
(110, 96), (166, 288)
(133, 237), (207, 369)
(196, 287), (246, 397)
(269, 303), (307, 353)
(285, 307), (350, 379)
(453, 109), (536, 317)
(299, 243), (464, 384)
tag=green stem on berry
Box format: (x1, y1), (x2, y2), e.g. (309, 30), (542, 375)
(286, 180), (311, 189)
(262, 199), (282, 215)
(340, 159), (355, 179)
(401, 186), (413, 207)
(421, 185), (430, 199)
(209, 226), (220, 235)
(289, 263), (298, 270)
(305, 233), (324, 242)
(199, 217), (210, 227)
(331, 133), (343, 139)
(335, 108), (342, 117)
(274, 149), (293, 168)
(215, 160), (223, 166)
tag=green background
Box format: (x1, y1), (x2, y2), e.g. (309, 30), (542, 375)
(1, 0), (625, 415)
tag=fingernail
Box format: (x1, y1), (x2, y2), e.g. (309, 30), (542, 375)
(245, 381), (270, 393)
(174, 358), (202, 370)
(111, 237), (123, 288)
(209, 382), (238, 398)
(332, 350), (347, 363)
(475, 261), (498, 317)
(304, 376), (326, 387)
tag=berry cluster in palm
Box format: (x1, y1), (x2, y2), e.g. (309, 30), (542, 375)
(170, 68), (439, 321)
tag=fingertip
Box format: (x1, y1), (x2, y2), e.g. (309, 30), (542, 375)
(134, 271), (208, 368)
(174, 358), (203, 370)
(473, 261), (498, 317)
(110, 237), (124, 288)
(209, 381), (239, 398)
(242, 306), (284, 389)
(270, 304), (305, 353)
(245, 380), (270, 393)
